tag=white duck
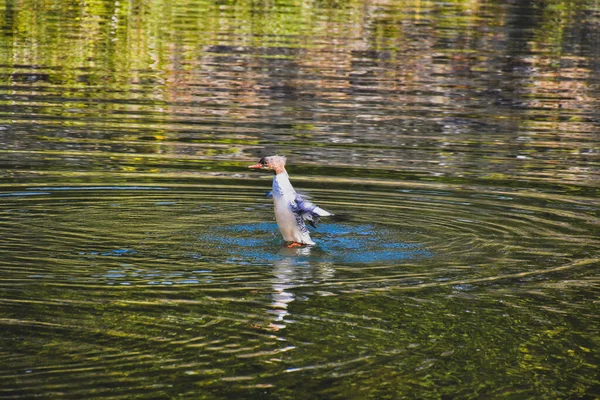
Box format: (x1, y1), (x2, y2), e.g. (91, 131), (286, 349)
(249, 155), (333, 247)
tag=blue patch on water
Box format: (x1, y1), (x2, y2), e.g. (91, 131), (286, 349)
(0, 191), (51, 197)
(80, 248), (138, 257)
(198, 223), (432, 265)
(75, 224), (430, 268)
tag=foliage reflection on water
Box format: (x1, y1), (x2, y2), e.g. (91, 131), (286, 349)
(0, 0), (598, 189)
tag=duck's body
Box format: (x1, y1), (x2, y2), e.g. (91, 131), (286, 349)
(272, 171), (313, 244)
(249, 156), (332, 246)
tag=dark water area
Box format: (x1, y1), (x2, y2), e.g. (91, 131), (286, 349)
(0, 0), (599, 398)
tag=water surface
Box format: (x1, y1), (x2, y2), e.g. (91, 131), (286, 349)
(1, 0), (599, 398)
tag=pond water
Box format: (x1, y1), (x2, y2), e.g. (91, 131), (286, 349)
(1, 0), (599, 398)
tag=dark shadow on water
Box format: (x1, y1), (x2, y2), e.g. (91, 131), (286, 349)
(200, 222), (432, 265)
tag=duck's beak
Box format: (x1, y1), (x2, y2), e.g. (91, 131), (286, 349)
(248, 163), (263, 169)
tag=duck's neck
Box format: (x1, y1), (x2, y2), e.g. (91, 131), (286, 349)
(273, 166), (287, 175)
(273, 169), (293, 198)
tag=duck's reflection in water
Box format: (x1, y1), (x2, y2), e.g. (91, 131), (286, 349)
(267, 246), (334, 331)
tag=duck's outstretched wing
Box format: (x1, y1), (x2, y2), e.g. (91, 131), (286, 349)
(291, 193), (333, 228)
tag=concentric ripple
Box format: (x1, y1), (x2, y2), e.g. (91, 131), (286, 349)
(0, 182), (597, 290)
(0, 181), (598, 398)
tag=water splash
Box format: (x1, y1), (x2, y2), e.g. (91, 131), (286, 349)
(198, 222), (432, 265)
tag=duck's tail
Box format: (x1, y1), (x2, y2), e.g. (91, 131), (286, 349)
(312, 206), (333, 217)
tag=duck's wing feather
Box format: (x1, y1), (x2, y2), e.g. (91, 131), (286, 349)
(291, 193), (333, 228)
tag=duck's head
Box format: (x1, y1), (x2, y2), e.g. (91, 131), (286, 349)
(248, 155), (287, 174)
